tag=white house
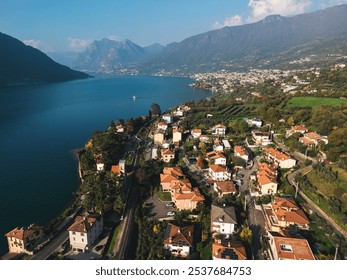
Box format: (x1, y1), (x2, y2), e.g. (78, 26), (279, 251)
(163, 223), (194, 258)
(252, 131), (272, 146)
(191, 129), (202, 139)
(116, 125), (125, 133)
(96, 162), (105, 172)
(244, 118), (262, 128)
(299, 132), (328, 146)
(256, 162), (278, 195)
(206, 151), (227, 166)
(210, 205), (237, 236)
(68, 212), (103, 253)
(222, 139), (231, 149)
(214, 124), (226, 137)
(209, 164), (231, 181)
(162, 114), (173, 124)
(267, 232), (315, 260)
(234, 145), (249, 162)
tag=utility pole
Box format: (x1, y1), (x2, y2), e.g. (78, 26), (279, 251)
(293, 180), (299, 199)
(334, 244), (339, 260)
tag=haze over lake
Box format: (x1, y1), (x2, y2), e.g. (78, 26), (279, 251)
(0, 76), (211, 255)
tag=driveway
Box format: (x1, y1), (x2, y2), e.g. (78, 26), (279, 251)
(144, 193), (175, 219)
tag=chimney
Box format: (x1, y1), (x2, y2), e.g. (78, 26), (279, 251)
(228, 242), (231, 248)
(188, 231), (191, 237)
(178, 228), (180, 234)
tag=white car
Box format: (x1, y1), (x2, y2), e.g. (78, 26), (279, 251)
(167, 211), (176, 216)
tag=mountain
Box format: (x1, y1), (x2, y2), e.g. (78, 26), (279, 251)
(143, 5), (347, 74)
(73, 39), (164, 74)
(0, 32), (90, 86)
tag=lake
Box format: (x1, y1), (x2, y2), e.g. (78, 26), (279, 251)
(0, 76), (210, 255)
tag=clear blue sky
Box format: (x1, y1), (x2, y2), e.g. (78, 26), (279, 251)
(0, 0), (346, 53)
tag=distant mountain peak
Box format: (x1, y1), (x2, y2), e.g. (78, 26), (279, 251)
(263, 14), (283, 23)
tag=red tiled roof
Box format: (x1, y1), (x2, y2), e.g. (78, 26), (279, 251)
(234, 145), (248, 157)
(265, 148), (290, 161)
(163, 223), (194, 247)
(212, 241), (247, 260)
(215, 181), (237, 193)
(68, 212), (102, 233)
(209, 164), (227, 173)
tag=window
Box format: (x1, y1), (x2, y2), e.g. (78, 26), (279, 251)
(82, 238), (84, 242)
(80, 233), (84, 236)
(280, 244), (293, 252)
(72, 231), (76, 235)
(73, 237), (75, 241)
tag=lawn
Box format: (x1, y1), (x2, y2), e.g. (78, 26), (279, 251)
(286, 97), (347, 107)
(158, 191), (172, 202)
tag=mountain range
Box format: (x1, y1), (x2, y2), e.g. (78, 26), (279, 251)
(73, 39), (164, 73)
(0, 32), (90, 86)
(71, 4), (347, 75)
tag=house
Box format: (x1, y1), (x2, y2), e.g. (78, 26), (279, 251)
(199, 134), (210, 143)
(210, 204), (237, 236)
(157, 122), (168, 131)
(68, 212), (103, 253)
(213, 138), (224, 152)
(214, 124), (226, 137)
(161, 149), (175, 163)
(191, 129), (202, 139)
(5, 224), (43, 255)
(96, 161), (105, 172)
(222, 139), (231, 149)
(234, 145), (249, 162)
(252, 131), (272, 146)
(212, 240), (247, 260)
(160, 167), (184, 192)
(172, 127), (182, 143)
(209, 165), (232, 181)
(160, 167), (205, 210)
(286, 125), (308, 137)
(173, 186), (205, 210)
(206, 151), (227, 166)
(154, 129), (165, 144)
(263, 197), (310, 231)
(213, 181), (237, 197)
(256, 162), (278, 195)
(111, 159), (126, 175)
(264, 148), (296, 169)
(163, 223), (194, 257)
(162, 114), (173, 124)
(244, 118), (262, 128)
(267, 231), (315, 260)
(116, 125), (125, 133)
(299, 132), (328, 146)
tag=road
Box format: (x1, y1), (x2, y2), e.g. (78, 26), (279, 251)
(287, 167), (347, 241)
(30, 231), (69, 260)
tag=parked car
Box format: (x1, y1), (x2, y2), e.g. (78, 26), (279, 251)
(167, 211), (176, 216)
(166, 202), (175, 207)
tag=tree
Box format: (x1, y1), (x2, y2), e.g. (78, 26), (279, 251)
(150, 103), (161, 116)
(240, 225), (253, 245)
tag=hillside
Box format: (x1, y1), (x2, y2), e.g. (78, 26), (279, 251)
(0, 32), (90, 86)
(142, 5), (347, 74)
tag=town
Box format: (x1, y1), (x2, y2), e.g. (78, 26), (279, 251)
(2, 65), (347, 261)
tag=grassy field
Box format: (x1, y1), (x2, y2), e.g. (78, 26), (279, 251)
(286, 97), (347, 107)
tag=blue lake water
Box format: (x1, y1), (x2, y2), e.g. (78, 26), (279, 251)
(0, 76), (210, 255)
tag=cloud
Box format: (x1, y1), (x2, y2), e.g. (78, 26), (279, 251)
(107, 35), (122, 41)
(68, 37), (91, 51)
(213, 0), (313, 29)
(318, 0), (347, 8)
(23, 39), (54, 52)
(247, 0), (312, 22)
(213, 15), (243, 29)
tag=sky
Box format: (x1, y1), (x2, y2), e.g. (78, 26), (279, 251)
(1, 0), (347, 53)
